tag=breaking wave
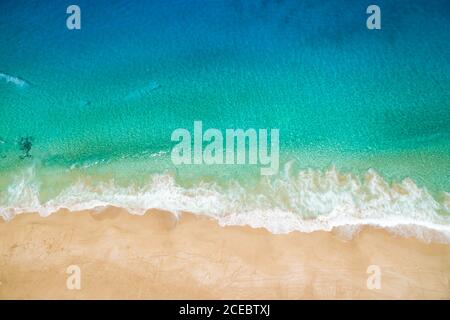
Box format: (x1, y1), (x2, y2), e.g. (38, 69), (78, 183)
(1, 164), (449, 243)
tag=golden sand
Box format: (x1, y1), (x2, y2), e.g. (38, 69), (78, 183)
(0, 208), (449, 299)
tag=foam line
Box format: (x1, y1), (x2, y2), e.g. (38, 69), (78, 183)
(0, 72), (30, 88)
(1, 166), (449, 243)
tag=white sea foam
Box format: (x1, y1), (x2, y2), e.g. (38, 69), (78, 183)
(1, 165), (449, 243)
(0, 72), (30, 88)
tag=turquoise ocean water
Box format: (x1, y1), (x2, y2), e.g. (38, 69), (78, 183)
(0, 0), (449, 239)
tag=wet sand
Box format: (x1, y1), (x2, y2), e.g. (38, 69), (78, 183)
(0, 208), (449, 299)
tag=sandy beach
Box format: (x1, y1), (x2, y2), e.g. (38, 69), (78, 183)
(0, 208), (449, 299)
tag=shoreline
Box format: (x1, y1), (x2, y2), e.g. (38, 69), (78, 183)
(0, 208), (449, 299)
